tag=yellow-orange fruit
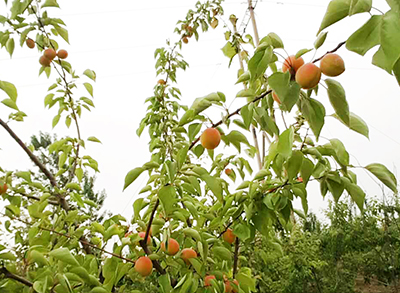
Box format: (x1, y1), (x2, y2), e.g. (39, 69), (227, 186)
(225, 279), (239, 293)
(57, 49), (68, 59)
(158, 79), (166, 85)
(181, 248), (197, 264)
(138, 232), (151, 245)
(39, 56), (51, 67)
(205, 275), (216, 287)
(0, 183), (8, 195)
(200, 128), (221, 150)
(26, 38), (35, 49)
(295, 63), (321, 89)
(282, 55), (304, 75)
(222, 228), (236, 244)
(182, 37), (189, 44)
(272, 91), (281, 104)
(320, 53), (345, 77)
(134, 256), (153, 276)
(225, 168), (232, 176)
(43, 48), (56, 60)
(161, 238), (180, 255)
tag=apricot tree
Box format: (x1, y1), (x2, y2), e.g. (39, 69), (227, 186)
(0, 0), (399, 293)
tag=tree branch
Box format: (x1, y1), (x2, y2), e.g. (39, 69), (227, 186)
(233, 237), (240, 278)
(0, 267), (34, 289)
(312, 41), (346, 63)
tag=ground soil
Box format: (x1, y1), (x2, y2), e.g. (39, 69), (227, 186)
(355, 275), (399, 293)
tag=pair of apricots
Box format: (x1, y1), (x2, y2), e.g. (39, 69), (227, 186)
(27, 38), (69, 67)
(272, 53), (345, 103)
(205, 275), (240, 292)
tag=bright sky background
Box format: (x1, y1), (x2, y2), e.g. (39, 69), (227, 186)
(0, 0), (399, 225)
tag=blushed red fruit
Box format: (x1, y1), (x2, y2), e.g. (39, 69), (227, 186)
(225, 168), (232, 176)
(44, 48), (56, 60)
(182, 37), (189, 44)
(295, 63), (321, 89)
(39, 56), (51, 67)
(161, 238), (180, 255)
(272, 91), (281, 104)
(0, 183), (8, 195)
(200, 128), (221, 150)
(134, 256), (153, 276)
(181, 248), (197, 264)
(225, 279), (239, 293)
(138, 232), (151, 245)
(222, 228), (236, 244)
(320, 53), (345, 77)
(204, 275), (216, 287)
(282, 55), (304, 75)
(296, 176), (303, 183)
(26, 38), (35, 49)
(57, 49), (68, 59)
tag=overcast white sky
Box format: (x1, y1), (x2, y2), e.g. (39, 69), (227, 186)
(0, 0), (399, 223)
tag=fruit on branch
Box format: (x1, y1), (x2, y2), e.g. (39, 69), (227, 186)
(320, 53), (345, 77)
(181, 248), (197, 264)
(225, 168), (232, 176)
(272, 91), (281, 104)
(0, 183), (8, 195)
(57, 49), (68, 59)
(225, 279), (239, 293)
(39, 56), (51, 67)
(204, 275), (216, 287)
(134, 256), (153, 277)
(26, 38), (35, 49)
(124, 231), (132, 238)
(282, 55), (304, 75)
(200, 128), (221, 150)
(296, 176), (303, 183)
(295, 63), (321, 89)
(222, 228), (236, 244)
(44, 48), (56, 60)
(182, 37), (189, 44)
(161, 238), (180, 255)
(138, 231), (151, 245)
(158, 79), (166, 85)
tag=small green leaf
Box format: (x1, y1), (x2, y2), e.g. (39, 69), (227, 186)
(49, 248), (80, 266)
(295, 48), (313, 59)
(52, 115), (61, 128)
(325, 79), (349, 126)
(158, 185), (177, 215)
(301, 98), (326, 140)
(365, 163), (398, 193)
(349, 0), (372, 16)
(84, 83), (94, 97)
(1, 99), (18, 110)
(83, 69), (96, 81)
(0, 80), (17, 101)
(314, 32), (328, 49)
(330, 138), (349, 166)
(42, 0), (60, 8)
(277, 127), (294, 159)
(6, 38), (14, 57)
(333, 112), (369, 138)
(53, 24), (69, 43)
(318, 0), (351, 34)
(87, 136), (102, 143)
(123, 167), (145, 190)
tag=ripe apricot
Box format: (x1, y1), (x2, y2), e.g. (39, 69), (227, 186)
(26, 38), (35, 49)
(39, 56), (51, 67)
(0, 183), (8, 195)
(272, 91), (281, 104)
(205, 275), (216, 287)
(138, 231), (151, 245)
(282, 55), (304, 75)
(44, 48), (56, 60)
(225, 279), (239, 293)
(181, 248), (197, 264)
(225, 168), (232, 176)
(320, 53), (345, 77)
(57, 49), (68, 59)
(158, 79), (166, 85)
(161, 238), (180, 255)
(222, 228), (236, 244)
(295, 63), (321, 89)
(134, 256), (153, 277)
(200, 128), (221, 150)
(182, 37), (189, 44)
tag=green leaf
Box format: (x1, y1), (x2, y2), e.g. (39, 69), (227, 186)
(87, 136), (102, 143)
(377, 10), (400, 72)
(268, 72), (300, 111)
(365, 163), (398, 193)
(53, 24), (69, 43)
(265, 32), (284, 48)
(318, 0), (351, 34)
(0, 80), (17, 101)
(344, 179), (365, 210)
(327, 177), (345, 202)
(201, 175), (222, 202)
(83, 69), (96, 81)
(182, 228), (202, 241)
(84, 83), (94, 97)
(6, 38), (14, 57)
(213, 246), (232, 263)
(386, 0), (400, 12)
(233, 223), (251, 241)
(236, 71), (250, 84)
(394, 56), (400, 86)
(249, 45), (273, 82)
(52, 115), (61, 128)
(301, 158), (314, 185)
(286, 150), (304, 181)
(123, 167), (145, 190)
(158, 185), (177, 215)
(221, 41), (237, 60)
(325, 79), (349, 126)
(314, 32), (328, 49)
(330, 139), (349, 166)
(30, 250), (49, 266)
(42, 0), (60, 8)
(223, 130), (250, 153)
(349, 0), (372, 16)
(0, 252), (16, 261)
(49, 248), (80, 266)
(277, 127), (294, 159)
(333, 112), (369, 138)
(295, 48), (313, 59)
(1, 99), (18, 110)
(90, 287), (108, 293)
(240, 104), (253, 130)
(301, 98), (325, 140)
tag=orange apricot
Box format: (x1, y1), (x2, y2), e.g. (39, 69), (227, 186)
(225, 279), (239, 293)
(295, 63), (321, 89)
(182, 37), (189, 44)
(158, 79), (166, 85)
(282, 55), (304, 75)
(39, 56), (51, 67)
(205, 275), (216, 287)
(43, 48), (56, 60)
(0, 183), (7, 195)
(225, 168), (232, 176)
(161, 238), (180, 255)
(181, 248), (197, 264)
(320, 53), (345, 77)
(134, 256), (153, 277)
(57, 49), (68, 59)
(138, 231), (151, 245)
(222, 228), (236, 244)
(272, 91), (281, 104)
(200, 128), (221, 150)
(26, 38), (35, 49)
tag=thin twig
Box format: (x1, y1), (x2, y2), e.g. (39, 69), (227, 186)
(312, 41), (346, 63)
(0, 267), (34, 289)
(233, 237), (240, 278)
